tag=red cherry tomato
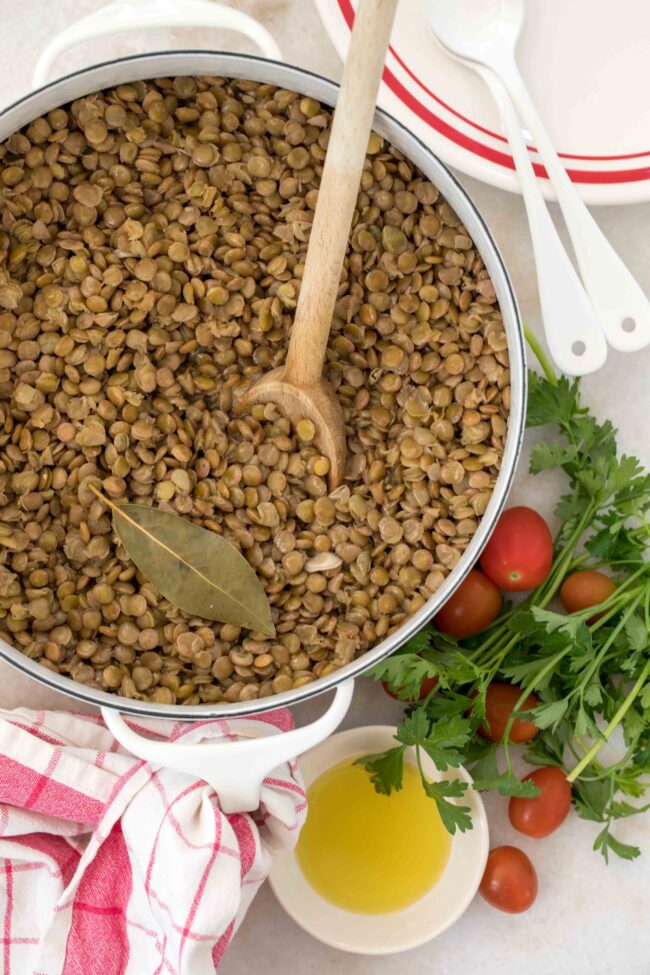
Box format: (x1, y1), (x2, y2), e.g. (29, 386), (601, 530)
(382, 675), (438, 702)
(509, 767), (572, 838)
(434, 569), (502, 639)
(480, 846), (538, 913)
(560, 570), (616, 623)
(480, 506), (553, 591)
(478, 683), (540, 743)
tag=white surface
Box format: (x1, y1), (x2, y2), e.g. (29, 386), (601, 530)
(0, 2), (649, 974)
(316, 0), (650, 204)
(269, 726), (488, 953)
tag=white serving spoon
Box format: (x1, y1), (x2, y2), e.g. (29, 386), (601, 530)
(423, 0), (650, 358)
(421, 1), (605, 375)
(469, 65), (607, 375)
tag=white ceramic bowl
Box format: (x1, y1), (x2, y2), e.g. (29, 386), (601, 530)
(269, 725), (489, 955)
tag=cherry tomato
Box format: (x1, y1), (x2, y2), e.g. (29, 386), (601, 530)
(478, 683), (540, 743)
(560, 570), (616, 622)
(434, 569), (502, 639)
(382, 675), (438, 702)
(508, 767), (572, 838)
(480, 846), (538, 913)
(480, 506), (553, 591)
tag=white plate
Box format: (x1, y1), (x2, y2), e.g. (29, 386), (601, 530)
(315, 0), (650, 205)
(269, 726), (489, 955)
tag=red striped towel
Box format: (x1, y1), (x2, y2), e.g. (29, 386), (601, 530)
(0, 707), (307, 974)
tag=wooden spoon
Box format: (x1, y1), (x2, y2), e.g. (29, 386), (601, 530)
(235, 0), (399, 489)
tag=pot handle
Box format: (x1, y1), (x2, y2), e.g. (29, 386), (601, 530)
(100, 679), (354, 814)
(32, 0), (282, 89)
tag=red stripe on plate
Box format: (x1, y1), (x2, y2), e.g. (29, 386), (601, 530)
(388, 42), (510, 144)
(337, 0), (650, 181)
(388, 44), (650, 161)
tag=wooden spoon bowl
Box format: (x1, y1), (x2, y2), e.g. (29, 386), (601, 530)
(235, 368), (346, 490)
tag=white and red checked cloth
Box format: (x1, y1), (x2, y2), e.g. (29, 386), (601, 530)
(0, 706), (307, 974)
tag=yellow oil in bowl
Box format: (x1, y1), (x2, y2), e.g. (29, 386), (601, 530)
(295, 757), (451, 914)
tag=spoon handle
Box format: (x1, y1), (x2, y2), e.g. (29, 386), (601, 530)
(500, 59), (650, 353)
(283, 0), (399, 387)
(478, 66), (607, 376)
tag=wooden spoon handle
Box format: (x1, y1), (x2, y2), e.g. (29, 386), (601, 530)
(283, 0), (399, 388)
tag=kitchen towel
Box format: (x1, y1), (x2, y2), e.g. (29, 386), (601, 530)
(0, 706), (307, 974)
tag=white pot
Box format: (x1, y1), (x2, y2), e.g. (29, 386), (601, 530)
(0, 0), (526, 811)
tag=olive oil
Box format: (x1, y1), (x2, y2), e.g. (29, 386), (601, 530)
(296, 757), (451, 914)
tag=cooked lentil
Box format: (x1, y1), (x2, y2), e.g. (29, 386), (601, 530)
(0, 76), (509, 706)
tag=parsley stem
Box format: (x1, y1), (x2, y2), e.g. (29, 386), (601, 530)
(466, 523), (641, 668)
(536, 505), (598, 606)
(567, 656), (650, 784)
(501, 645), (572, 771)
(585, 589), (643, 633)
(573, 590), (646, 698)
(470, 618), (514, 650)
(590, 588), (641, 622)
(480, 633), (519, 677)
(580, 744), (639, 782)
(415, 743), (425, 780)
(568, 553), (591, 571)
(523, 324), (557, 385)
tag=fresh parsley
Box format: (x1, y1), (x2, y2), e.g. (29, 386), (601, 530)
(362, 336), (650, 861)
(357, 709), (473, 833)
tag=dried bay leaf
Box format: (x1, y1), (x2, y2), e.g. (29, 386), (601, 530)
(90, 486), (275, 636)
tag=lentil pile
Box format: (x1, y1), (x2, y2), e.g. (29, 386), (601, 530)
(0, 76), (510, 706)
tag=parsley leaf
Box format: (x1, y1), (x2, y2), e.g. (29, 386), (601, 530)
(473, 772), (539, 798)
(470, 746), (539, 797)
(421, 691), (473, 720)
(531, 698), (569, 730)
(584, 681), (603, 707)
(573, 779), (611, 823)
(401, 629), (433, 654)
(586, 509), (648, 562)
(529, 439), (578, 473)
(593, 824), (641, 863)
(608, 800), (650, 819)
(640, 684), (650, 712)
(421, 778), (472, 834)
(359, 716), (473, 834)
(357, 746), (406, 795)
(625, 615), (649, 653)
(526, 372), (581, 429)
(396, 711), (471, 770)
(529, 606), (592, 643)
(368, 653), (437, 700)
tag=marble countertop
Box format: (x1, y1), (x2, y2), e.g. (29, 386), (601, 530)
(1, 2), (649, 973)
